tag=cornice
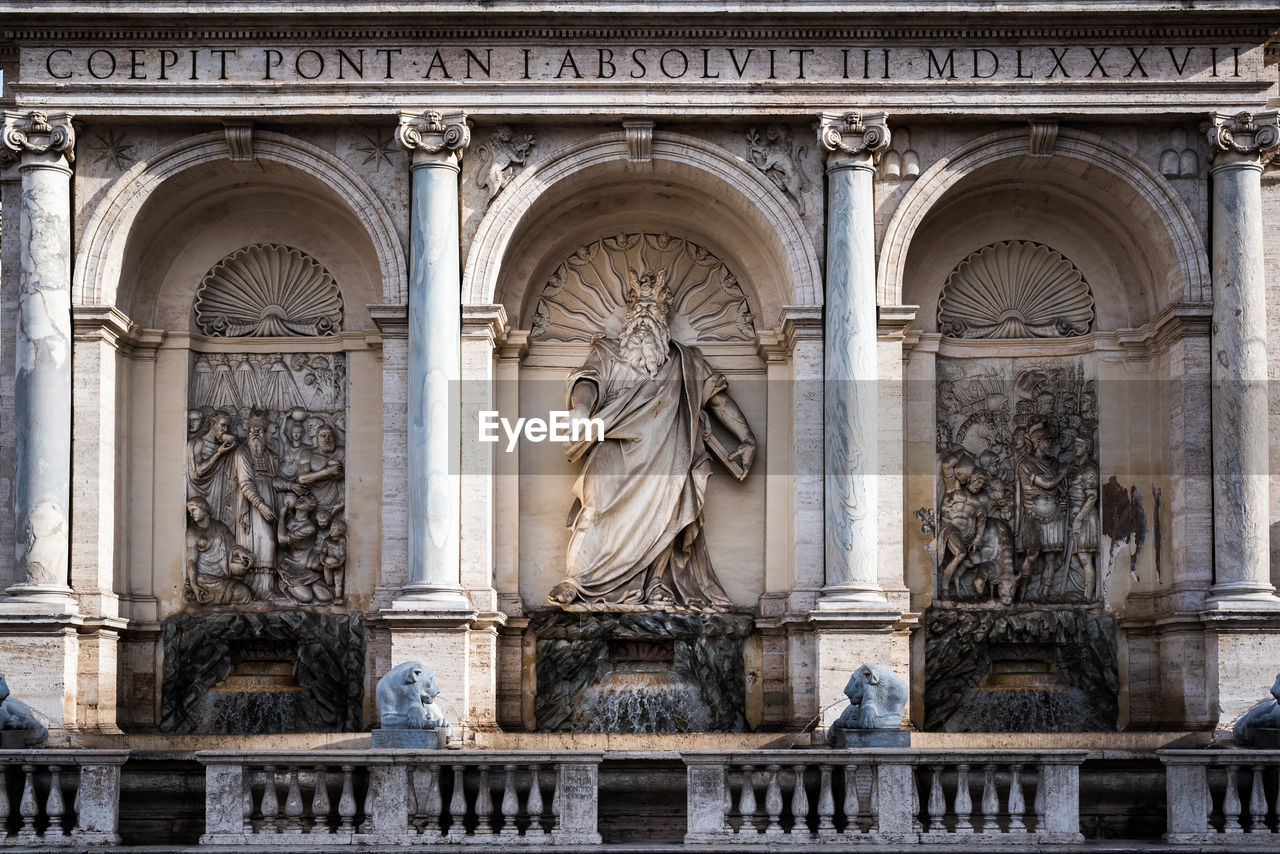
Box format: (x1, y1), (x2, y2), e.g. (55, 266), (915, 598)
(3, 24), (1276, 43)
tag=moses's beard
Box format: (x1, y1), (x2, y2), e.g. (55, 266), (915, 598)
(619, 302), (671, 375)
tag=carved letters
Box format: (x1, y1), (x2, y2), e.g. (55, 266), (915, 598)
(185, 352), (347, 607)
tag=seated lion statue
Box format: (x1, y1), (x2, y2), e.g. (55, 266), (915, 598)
(832, 663), (908, 730)
(376, 661), (448, 729)
(0, 672), (48, 747)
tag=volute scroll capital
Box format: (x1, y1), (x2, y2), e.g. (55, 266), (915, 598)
(1205, 110), (1279, 167)
(817, 111), (890, 169)
(2, 109), (76, 168)
(396, 110), (471, 166)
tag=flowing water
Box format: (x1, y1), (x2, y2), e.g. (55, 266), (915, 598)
(574, 665), (713, 733)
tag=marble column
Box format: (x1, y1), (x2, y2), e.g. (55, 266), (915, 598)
(1204, 110), (1280, 608)
(816, 111), (891, 609)
(2, 110), (76, 606)
(394, 110), (471, 609)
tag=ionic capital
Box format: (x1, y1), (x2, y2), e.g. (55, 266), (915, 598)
(1205, 110), (1279, 169)
(818, 111), (890, 170)
(396, 110), (470, 167)
(2, 110), (75, 170)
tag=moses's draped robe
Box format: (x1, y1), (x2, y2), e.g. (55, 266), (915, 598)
(560, 338), (734, 609)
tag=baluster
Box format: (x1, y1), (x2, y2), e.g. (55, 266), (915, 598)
(406, 766), (420, 831)
(526, 766), (546, 838)
(337, 766), (356, 835)
(785, 765), (807, 836)
(762, 765), (783, 836)
(911, 767), (922, 832)
(550, 766), (560, 832)
(843, 765), (861, 835)
(423, 765), (443, 838)
(737, 765), (758, 836)
(980, 764), (999, 833)
(1223, 765), (1243, 833)
(501, 764), (520, 837)
(816, 765), (835, 836)
(869, 765), (879, 832)
(16, 764), (37, 842)
(283, 767), (304, 833)
(1034, 765), (1045, 832)
(0, 763), (10, 839)
(243, 771), (253, 830)
(45, 765), (66, 839)
(448, 765), (468, 839)
(1007, 765), (1026, 833)
(260, 766), (280, 834)
(475, 766), (494, 837)
(1247, 765), (1267, 834)
(310, 767), (331, 835)
(927, 765), (945, 833)
(953, 764), (973, 834)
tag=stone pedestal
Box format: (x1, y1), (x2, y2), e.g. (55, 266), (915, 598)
(380, 609), (476, 731)
(0, 614), (81, 728)
(828, 727), (910, 748)
(371, 727), (442, 748)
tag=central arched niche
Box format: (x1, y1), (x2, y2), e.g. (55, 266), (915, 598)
(485, 151), (808, 613)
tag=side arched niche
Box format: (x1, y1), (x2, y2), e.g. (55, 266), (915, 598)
(73, 131), (397, 730)
(462, 130), (823, 621)
(892, 127), (1210, 731)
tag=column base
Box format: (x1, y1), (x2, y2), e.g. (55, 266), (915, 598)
(3, 584), (78, 611)
(1204, 582), (1280, 612)
(391, 583), (472, 611)
(1200, 609), (1280, 724)
(375, 608), (478, 734)
(809, 608), (904, 727)
(816, 584), (892, 610)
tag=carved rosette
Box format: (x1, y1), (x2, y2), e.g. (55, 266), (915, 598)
(2, 110), (76, 166)
(396, 110), (471, 164)
(193, 244), (344, 338)
(1205, 110), (1280, 158)
(531, 232), (756, 343)
(817, 111), (890, 167)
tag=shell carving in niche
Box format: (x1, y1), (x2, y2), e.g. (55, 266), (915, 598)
(193, 244), (344, 337)
(531, 232), (756, 344)
(937, 241), (1094, 339)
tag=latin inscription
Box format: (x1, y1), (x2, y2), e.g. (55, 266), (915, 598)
(31, 44), (1258, 84)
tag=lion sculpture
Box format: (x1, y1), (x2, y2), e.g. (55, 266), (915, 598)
(833, 663), (908, 730)
(1232, 672), (1280, 745)
(0, 672), (48, 747)
(376, 661), (448, 729)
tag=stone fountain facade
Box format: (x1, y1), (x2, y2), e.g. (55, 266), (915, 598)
(2, 1), (1280, 845)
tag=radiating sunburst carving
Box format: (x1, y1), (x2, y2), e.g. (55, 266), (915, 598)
(193, 244), (344, 338)
(530, 232), (756, 343)
(938, 241), (1094, 339)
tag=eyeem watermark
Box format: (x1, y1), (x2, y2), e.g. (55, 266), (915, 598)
(479, 410), (605, 452)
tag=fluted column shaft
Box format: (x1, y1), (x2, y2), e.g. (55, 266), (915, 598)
(1205, 110), (1280, 606)
(3, 111), (76, 605)
(396, 111), (470, 608)
(817, 112), (890, 607)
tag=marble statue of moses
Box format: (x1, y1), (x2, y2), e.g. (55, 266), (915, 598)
(548, 268), (757, 611)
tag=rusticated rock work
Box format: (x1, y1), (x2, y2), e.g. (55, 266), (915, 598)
(924, 608), (1118, 732)
(159, 611), (364, 734)
(529, 611), (753, 733)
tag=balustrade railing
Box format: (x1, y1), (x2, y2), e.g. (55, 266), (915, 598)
(684, 749), (1085, 845)
(196, 750), (603, 846)
(0, 750), (129, 845)
(1161, 749), (1280, 843)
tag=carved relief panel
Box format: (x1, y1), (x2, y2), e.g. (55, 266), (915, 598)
(935, 358), (1099, 605)
(184, 351), (348, 607)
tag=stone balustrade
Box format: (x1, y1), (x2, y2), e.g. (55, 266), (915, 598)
(1161, 749), (1280, 843)
(684, 749), (1085, 844)
(0, 750), (129, 845)
(196, 750), (603, 846)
